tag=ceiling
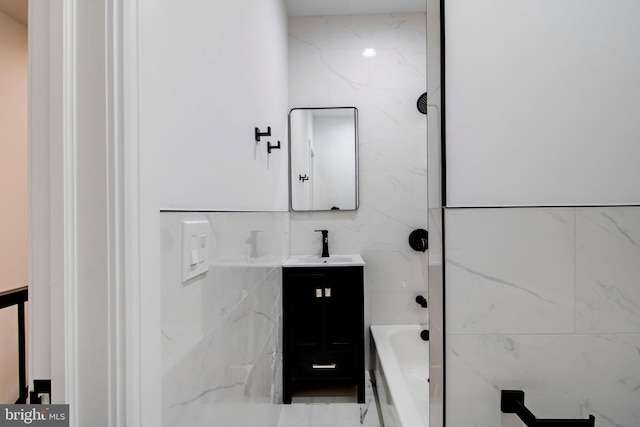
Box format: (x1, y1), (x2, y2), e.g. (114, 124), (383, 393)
(0, 0), (27, 25)
(0, 0), (425, 26)
(284, 0), (425, 16)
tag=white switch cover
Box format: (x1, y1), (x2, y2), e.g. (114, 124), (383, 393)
(182, 220), (210, 282)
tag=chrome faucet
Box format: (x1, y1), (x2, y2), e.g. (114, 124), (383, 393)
(314, 229), (330, 257)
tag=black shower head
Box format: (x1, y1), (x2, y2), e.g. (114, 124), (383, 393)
(417, 92), (428, 114)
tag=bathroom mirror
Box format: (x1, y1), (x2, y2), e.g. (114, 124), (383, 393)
(289, 107), (359, 211)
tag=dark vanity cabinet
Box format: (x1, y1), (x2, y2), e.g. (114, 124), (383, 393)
(282, 265), (365, 404)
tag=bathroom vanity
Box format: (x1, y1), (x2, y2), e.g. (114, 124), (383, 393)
(282, 255), (365, 404)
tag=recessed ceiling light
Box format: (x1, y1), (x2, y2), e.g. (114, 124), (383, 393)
(362, 48), (376, 58)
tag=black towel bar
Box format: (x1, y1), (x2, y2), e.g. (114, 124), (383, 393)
(501, 390), (595, 427)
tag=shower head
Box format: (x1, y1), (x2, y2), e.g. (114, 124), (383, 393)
(417, 92), (428, 114)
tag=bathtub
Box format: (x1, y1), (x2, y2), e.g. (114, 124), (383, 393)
(370, 325), (429, 427)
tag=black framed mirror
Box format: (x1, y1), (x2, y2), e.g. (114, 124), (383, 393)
(288, 107), (359, 211)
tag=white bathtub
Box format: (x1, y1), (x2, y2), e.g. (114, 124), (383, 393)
(370, 325), (429, 427)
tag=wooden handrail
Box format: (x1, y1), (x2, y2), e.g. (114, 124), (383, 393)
(0, 286), (28, 309)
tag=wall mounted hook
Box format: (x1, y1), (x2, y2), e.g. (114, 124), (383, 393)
(268, 140), (281, 154)
(255, 126), (271, 142)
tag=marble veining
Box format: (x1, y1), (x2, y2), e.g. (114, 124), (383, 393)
(445, 208), (575, 334)
(576, 207), (640, 333)
(447, 258), (559, 305)
(161, 212), (287, 427)
(601, 212), (640, 249)
(446, 206), (640, 427)
(169, 381), (245, 409)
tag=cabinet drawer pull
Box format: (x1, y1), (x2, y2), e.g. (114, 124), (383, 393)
(312, 363), (337, 369)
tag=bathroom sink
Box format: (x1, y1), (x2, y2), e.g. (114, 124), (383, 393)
(283, 254), (365, 267)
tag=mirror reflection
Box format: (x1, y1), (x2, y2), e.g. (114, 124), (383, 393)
(289, 107), (359, 211)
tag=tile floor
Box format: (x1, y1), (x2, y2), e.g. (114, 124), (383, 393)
(277, 379), (382, 427)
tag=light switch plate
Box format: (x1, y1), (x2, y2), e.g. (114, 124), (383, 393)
(182, 220), (210, 282)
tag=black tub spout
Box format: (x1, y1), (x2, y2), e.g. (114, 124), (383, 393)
(416, 295), (428, 308)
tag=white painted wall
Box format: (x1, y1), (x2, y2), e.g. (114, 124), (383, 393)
(147, 0), (289, 211)
(445, 0), (640, 207)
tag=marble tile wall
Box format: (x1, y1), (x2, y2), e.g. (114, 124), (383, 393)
(288, 13), (429, 334)
(161, 212), (289, 427)
(445, 206), (640, 427)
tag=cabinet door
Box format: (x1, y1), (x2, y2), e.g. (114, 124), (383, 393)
(285, 272), (324, 354)
(322, 268), (362, 353)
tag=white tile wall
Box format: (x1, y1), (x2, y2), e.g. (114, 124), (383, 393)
(447, 333), (640, 427)
(576, 207), (640, 333)
(288, 13), (429, 331)
(445, 206), (640, 427)
(446, 208), (575, 334)
(161, 212), (289, 427)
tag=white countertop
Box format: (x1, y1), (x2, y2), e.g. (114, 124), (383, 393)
(283, 254), (365, 267)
